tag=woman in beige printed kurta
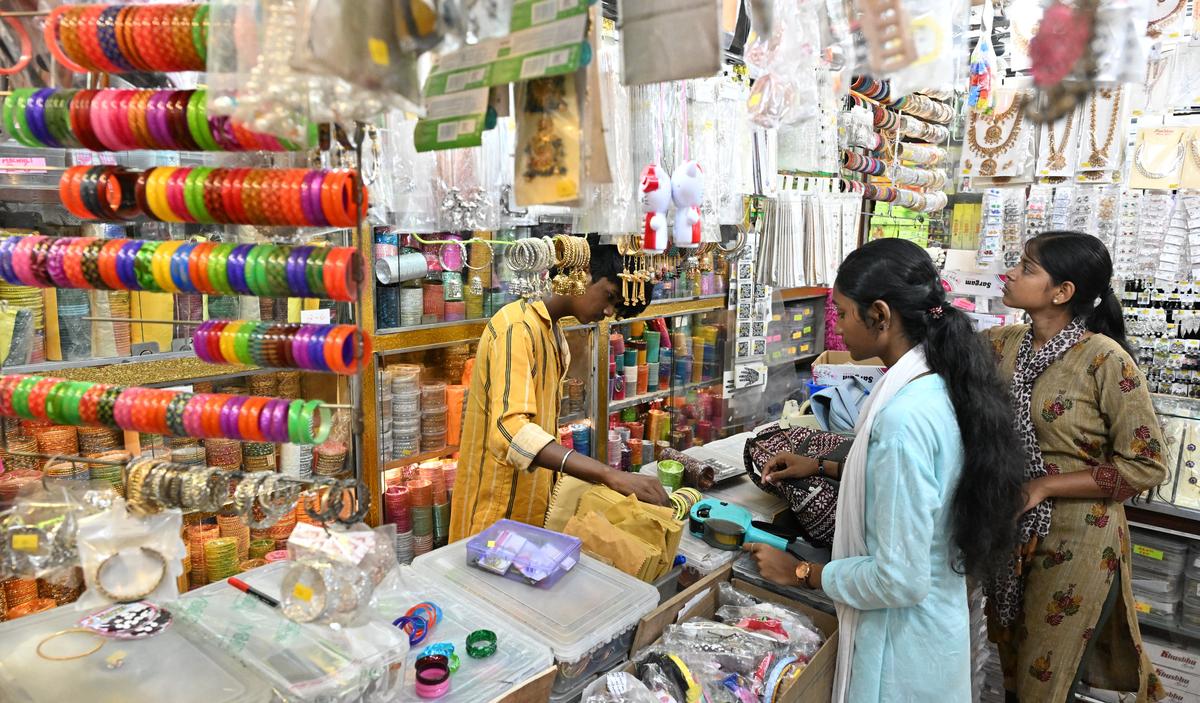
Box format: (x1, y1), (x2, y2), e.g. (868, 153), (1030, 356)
(989, 327), (1167, 701)
(988, 231), (1168, 703)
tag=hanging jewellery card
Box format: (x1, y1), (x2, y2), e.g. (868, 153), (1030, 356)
(1129, 126), (1187, 190)
(1034, 105), (1081, 180)
(1178, 127), (1200, 189)
(1074, 87), (1127, 182)
(414, 0), (590, 152)
(961, 89), (1034, 179)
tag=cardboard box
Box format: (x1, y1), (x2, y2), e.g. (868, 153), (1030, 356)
(1154, 664), (1200, 697)
(632, 564), (838, 703)
(1145, 636), (1200, 675)
(811, 350), (885, 387)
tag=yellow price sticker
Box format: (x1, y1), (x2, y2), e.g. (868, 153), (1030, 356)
(1135, 601), (1152, 614)
(368, 38), (390, 66)
(292, 583), (314, 602)
(1133, 545), (1164, 560)
(556, 178), (577, 199)
(12, 533), (37, 552)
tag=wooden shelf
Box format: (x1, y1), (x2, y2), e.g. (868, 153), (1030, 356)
(381, 445), (459, 472)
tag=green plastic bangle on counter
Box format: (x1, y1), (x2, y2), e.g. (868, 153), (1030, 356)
(465, 629), (497, 658)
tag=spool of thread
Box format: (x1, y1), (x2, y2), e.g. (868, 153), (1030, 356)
(636, 365), (649, 395)
(657, 460), (684, 493)
(644, 331), (661, 363)
(570, 423), (591, 457)
(647, 362), (659, 392)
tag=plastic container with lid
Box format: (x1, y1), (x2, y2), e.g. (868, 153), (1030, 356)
(1131, 528), (1190, 578)
(1186, 544), (1200, 580)
(177, 562), (410, 702)
(1133, 572), (1184, 601)
(373, 566), (553, 702)
(415, 537), (659, 695)
(466, 519), (582, 589)
(676, 529), (738, 584)
(1135, 592), (1182, 631)
(0, 600), (273, 702)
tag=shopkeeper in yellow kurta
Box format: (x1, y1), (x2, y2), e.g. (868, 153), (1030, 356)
(449, 244), (668, 541)
(989, 232), (1168, 703)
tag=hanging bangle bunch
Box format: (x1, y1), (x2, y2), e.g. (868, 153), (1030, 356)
(193, 322), (371, 375)
(463, 241), (493, 297)
(44, 4), (208, 74)
(505, 237), (555, 299)
(887, 163), (946, 189)
(550, 236), (590, 295)
(3, 89), (311, 152)
(840, 151), (887, 176)
(0, 374), (333, 444)
(0, 236), (362, 302)
(59, 167), (367, 227)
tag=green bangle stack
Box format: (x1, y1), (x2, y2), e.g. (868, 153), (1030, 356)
(465, 629), (497, 659)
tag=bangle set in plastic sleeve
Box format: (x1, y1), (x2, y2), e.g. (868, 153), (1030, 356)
(3, 89), (313, 152)
(193, 321), (371, 375)
(44, 4), (208, 74)
(0, 374), (332, 445)
(59, 166), (367, 227)
(0, 235), (363, 302)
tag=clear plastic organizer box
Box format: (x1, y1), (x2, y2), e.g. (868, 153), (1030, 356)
(416, 537), (659, 695)
(465, 518), (583, 589)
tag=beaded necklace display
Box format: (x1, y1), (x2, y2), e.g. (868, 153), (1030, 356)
(1044, 110), (1075, 170)
(1084, 88), (1123, 169)
(967, 93), (1027, 176)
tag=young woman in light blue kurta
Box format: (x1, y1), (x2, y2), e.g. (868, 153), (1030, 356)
(745, 238), (1025, 703)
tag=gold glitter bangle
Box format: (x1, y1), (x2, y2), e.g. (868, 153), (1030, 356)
(94, 546), (167, 602)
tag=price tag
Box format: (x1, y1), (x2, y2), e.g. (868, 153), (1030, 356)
(292, 582), (313, 602)
(1134, 544), (1164, 560)
(1135, 601), (1152, 614)
(12, 533), (37, 552)
(300, 308), (332, 325)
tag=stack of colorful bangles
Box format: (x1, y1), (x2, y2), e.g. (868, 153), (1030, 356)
(44, 4), (208, 74)
(3, 89), (313, 151)
(840, 151), (887, 177)
(59, 166), (367, 227)
(0, 374), (332, 444)
(393, 601), (442, 646)
(0, 236), (362, 302)
(193, 321), (371, 375)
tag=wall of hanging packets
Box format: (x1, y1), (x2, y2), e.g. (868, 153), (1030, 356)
(0, 2), (383, 626)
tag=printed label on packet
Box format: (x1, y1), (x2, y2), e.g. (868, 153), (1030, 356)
(292, 583), (313, 603)
(1135, 601), (1152, 614)
(11, 533), (37, 552)
(1134, 545), (1165, 560)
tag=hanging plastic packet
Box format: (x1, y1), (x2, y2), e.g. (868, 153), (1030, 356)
(744, 0), (821, 128)
(514, 74), (583, 206)
(887, 0), (965, 96)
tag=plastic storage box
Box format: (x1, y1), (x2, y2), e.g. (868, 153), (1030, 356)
(0, 600), (273, 702)
(1131, 528), (1190, 579)
(177, 561), (410, 702)
(466, 518), (582, 589)
(415, 538), (659, 695)
(373, 566), (554, 702)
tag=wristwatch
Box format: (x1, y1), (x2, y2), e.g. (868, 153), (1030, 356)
(794, 561), (812, 588)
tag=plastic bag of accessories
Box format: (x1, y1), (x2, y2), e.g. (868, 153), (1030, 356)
(653, 619), (778, 676)
(76, 499), (186, 608)
(291, 0), (466, 111)
(279, 522), (398, 627)
(744, 0), (822, 128)
(1, 477), (117, 583)
(715, 583), (825, 661)
(582, 670), (660, 703)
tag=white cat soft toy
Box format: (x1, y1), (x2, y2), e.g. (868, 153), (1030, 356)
(671, 161), (703, 249)
(639, 163), (672, 253)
